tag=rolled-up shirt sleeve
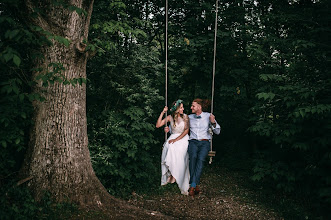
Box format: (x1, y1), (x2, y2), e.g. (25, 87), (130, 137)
(210, 120), (221, 135)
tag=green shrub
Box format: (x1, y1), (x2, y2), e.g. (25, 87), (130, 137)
(87, 43), (164, 197)
(0, 181), (78, 220)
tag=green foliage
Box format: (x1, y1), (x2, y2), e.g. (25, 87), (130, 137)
(87, 57), (163, 196)
(0, 1), (42, 182)
(87, 1), (164, 196)
(0, 184), (39, 220)
(247, 0), (331, 214)
(252, 155), (297, 192)
(0, 78), (34, 179)
(0, 0), (87, 187)
(0, 182), (78, 220)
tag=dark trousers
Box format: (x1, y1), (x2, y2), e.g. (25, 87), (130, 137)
(188, 139), (210, 186)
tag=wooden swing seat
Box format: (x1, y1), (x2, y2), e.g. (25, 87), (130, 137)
(208, 150), (216, 157)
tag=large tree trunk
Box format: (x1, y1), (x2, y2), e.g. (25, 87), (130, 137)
(19, 0), (110, 207)
(17, 1), (170, 217)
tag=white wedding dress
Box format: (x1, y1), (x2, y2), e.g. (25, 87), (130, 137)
(161, 114), (190, 195)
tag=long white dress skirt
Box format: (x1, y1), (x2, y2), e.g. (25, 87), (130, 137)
(161, 133), (190, 195)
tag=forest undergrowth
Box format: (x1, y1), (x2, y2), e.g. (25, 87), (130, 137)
(124, 160), (315, 220)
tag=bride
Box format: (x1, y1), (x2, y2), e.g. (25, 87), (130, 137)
(156, 99), (190, 195)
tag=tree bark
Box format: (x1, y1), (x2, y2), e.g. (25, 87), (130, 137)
(19, 0), (110, 207)
(17, 2), (171, 217)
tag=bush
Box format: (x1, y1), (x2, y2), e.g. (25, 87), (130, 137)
(87, 44), (164, 197)
(0, 181), (78, 220)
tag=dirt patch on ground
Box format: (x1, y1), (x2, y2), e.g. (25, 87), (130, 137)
(126, 165), (284, 219)
(75, 164), (314, 219)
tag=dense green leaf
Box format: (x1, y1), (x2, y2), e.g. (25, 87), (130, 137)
(13, 55), (21, 67)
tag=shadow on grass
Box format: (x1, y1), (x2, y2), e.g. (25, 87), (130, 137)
(212, 156), (324, 220)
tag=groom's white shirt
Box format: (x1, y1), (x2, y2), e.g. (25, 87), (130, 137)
(189, 112), (221, 140)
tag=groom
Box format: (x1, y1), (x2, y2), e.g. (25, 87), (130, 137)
(187, 99), (221, 196)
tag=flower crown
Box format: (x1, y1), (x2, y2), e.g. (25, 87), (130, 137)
(170, 99), (183, 112)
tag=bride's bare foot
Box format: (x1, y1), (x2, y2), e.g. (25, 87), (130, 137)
(167, 175), (176, 183)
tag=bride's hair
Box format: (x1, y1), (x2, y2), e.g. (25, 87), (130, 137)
(193, 98), (211, 112)
(171, 101), (183, 127)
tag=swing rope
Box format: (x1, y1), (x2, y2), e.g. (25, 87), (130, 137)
(164, 0), (219, 153)
(211, 0), (218, 115)
(165, 0), (168, 142)
(209, 0), (219, 164)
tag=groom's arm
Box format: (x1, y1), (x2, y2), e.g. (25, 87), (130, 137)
(209, 113), (221, 135)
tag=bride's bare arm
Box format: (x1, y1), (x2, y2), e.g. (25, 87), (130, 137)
(156, 106), (171, 128)
(168, 114), (190, 144)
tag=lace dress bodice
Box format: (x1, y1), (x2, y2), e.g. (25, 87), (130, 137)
(170, 114), (189, 134)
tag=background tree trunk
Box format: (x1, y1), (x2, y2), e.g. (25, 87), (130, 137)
(19, 0), (109, 206)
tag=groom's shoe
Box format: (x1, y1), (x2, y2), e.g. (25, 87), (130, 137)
(195, 185), (201, 195)
(188, 187), (195, 197)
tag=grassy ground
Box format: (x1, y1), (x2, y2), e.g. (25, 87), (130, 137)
(70, 156), (319, 220)
(1, 158), (321, 219)
(125, 161), (317, 219)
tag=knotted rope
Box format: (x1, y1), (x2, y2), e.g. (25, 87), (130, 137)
(209, 0), (219, 164)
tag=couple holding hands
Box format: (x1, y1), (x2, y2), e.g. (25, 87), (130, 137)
(156, 99), (221, 196)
